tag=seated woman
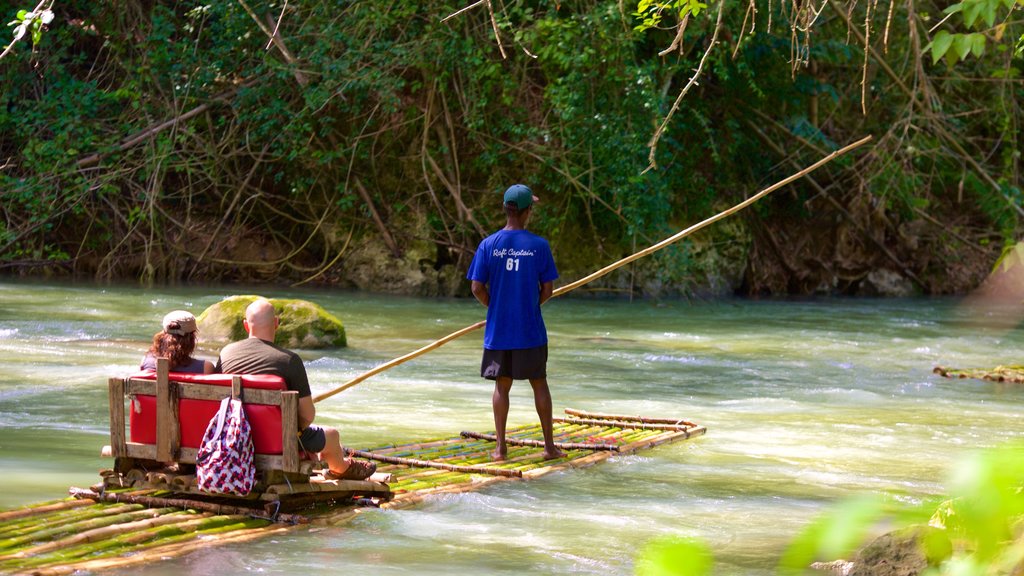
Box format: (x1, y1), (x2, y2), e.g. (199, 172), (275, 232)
(140, 310), (214, 374)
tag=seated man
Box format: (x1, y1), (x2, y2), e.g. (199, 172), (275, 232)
(215, 298), (376, 481)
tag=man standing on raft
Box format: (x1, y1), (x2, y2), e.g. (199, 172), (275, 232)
(468, 184), (565, 461)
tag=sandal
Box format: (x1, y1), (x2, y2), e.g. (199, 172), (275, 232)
(324, 459), (377, 481)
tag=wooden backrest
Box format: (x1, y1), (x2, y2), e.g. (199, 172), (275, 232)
(109, 357), (302, 473)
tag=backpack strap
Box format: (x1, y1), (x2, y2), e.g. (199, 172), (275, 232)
(211, 396), (232, 442)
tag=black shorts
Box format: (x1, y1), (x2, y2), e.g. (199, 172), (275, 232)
(298, 424), (326, 453)
(481, 345), (548, 380)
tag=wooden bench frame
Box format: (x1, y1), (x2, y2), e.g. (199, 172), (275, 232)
(107, 357), (303, 474)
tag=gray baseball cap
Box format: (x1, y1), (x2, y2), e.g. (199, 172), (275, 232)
(162, 310), (197, 335)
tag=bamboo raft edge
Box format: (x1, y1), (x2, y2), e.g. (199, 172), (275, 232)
(564, 407), (699, 427)
(553, 416), (698, 431)
(3, 409), (706, 573)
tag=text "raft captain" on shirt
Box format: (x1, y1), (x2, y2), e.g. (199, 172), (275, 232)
(491, 248), (537, 258)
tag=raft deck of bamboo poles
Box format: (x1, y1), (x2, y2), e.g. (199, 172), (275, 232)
(0, 408), (705, 575)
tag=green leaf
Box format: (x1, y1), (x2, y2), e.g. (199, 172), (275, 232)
(963, 0), (982, 27)
(969, 33), (986, 57)
(946, 443), (1024, 559)
(636, 536), (713, 576)
(995, 241), (1024, 273)
(687, 0), (707, 17)
(944, 47), (960, 66)
(953, 33), (973, 60)
(981, 0), (998, 27)
(929, 30), (955, 64)
(779, 496), (888, 574)
(16, 9), (27, 20)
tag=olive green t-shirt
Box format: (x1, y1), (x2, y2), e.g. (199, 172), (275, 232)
(214, 338), (312, 398)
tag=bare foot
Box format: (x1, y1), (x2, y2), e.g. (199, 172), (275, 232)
(491, 449), (506, 461)
(542, 448), (566, 460)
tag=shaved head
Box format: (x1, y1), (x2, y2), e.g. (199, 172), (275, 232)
(244, 298), (278, 340)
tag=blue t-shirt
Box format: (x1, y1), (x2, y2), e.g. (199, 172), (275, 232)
(467, 229), (558, 350)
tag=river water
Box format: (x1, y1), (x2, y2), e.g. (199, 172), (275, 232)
(0, 281), (1020, 574)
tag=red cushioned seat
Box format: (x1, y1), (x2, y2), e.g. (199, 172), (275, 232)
(128, 372), (288, 455)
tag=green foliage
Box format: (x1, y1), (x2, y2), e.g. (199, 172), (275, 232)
(929, 30), (986, 65)
(635, 536), (713, 576)
(633, 0), (708, 32)
(634, 443), (1024, 574)
(0, 0), (1019, 293)
(780, 443), (1024, 573)
(777, 496), (891, 573)
(992, 240), (1024, 273)
(940, 444), (1024, 561)
(5, 7), (54, 52)
(969, 174), (1019, 243)
(926, 0), (1017, 65)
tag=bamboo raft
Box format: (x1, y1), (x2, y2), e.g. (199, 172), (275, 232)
(0, 408), (705, 575)
(933, 365), (1024, 383)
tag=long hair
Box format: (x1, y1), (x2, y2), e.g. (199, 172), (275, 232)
(147, 331), (198, 369)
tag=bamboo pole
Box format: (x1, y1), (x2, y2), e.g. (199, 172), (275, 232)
(28, 514), (239, 564)
(0, 507), (158, 552)
(0, 504), (143, 541)
(263, 479), (389, 496)
(6, 511), (198, 559)
(313, 135), (872, 403)
(312, 320), (486, 403)
(67, 488), (310, 524)
(4, 517), (222, 569)
(459, 431), (620, 451)
(553, 417), (697, 431)
(0, 506), (109, 538)
(0, 505), (144, 543)
(379, 431), (548, 473)
(23, 521), (291, 576)
(384, 441), (574, 492)
(7, 516), (270, 570)
(347, 449), (523, 478)
(0, 499), (93, 523)
(618, 429), (704, 453)
(563, 408), (698, 427)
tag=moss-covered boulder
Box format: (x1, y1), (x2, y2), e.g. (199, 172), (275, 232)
(197, 295), (346, 349)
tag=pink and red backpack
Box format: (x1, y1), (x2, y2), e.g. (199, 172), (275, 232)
(196, 397), (256, 496)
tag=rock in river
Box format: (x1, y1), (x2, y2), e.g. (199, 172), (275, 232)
(197, 295), (346, 349)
